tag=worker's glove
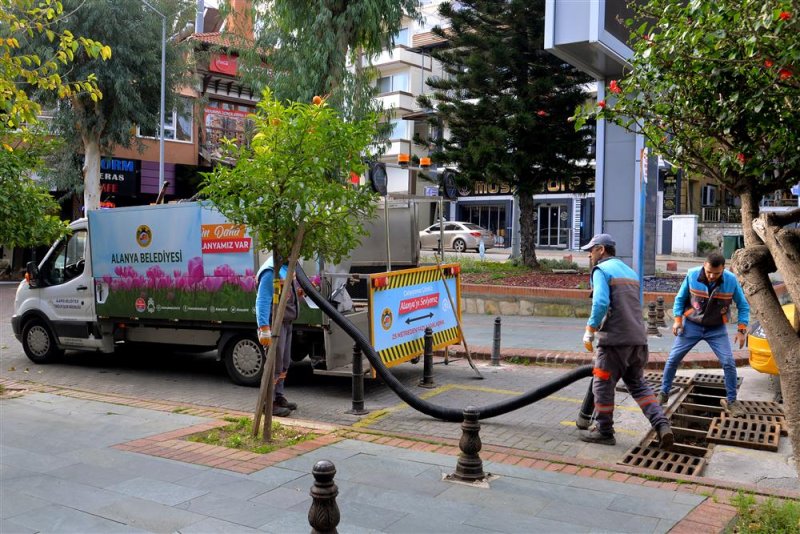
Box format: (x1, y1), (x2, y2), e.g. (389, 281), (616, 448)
(258, 325), (272, 347)
(583, 328), (595, 352)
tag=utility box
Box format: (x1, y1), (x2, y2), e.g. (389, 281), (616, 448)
(670, 214), (699, 255)
(722, 235), (745, 259)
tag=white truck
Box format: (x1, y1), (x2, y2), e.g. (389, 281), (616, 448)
(11, 200), (420, 385)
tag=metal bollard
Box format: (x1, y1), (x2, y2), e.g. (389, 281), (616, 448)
(419, 327), (436, 388)
(309, 460), (340, 534)
(491, 316), (501, 366)
(646, 302), (661, 336)
(576, 378), (594, 430)
(347, 344), (368, 415)
(656, 296), (667, 328)
(450, 406), (486, 482)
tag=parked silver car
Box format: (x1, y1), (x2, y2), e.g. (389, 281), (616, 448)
(419, 221), (495, 252)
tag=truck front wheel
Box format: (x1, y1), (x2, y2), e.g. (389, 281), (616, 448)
(22, 319), (64, 363)
(223, 335), (264, 387)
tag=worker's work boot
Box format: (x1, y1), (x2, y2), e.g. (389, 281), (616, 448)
(656, 423), (674, 450)
(272, 405), (292, 417)
(720, 399), (747, 418)
(579, 427), (616, 446)
(275, 395), (297, 411)
(656, 391), (669, 406)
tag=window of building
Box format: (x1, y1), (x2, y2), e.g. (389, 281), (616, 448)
(701, 184), (717, 207)
(137, 96), (193, 142)
(388, 118), (407, 140)
(394, 28), (409, 46)
(377, 72), (409, 93)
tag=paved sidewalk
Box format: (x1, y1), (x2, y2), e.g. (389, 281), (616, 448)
(0, 391), (737, 533)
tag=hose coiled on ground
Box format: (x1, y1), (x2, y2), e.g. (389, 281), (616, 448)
(296, 265), (592, 422)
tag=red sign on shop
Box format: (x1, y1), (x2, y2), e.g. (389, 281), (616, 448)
(398, 293), (439, 315)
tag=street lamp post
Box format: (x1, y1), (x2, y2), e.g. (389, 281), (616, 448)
(141, 0), (166, 194)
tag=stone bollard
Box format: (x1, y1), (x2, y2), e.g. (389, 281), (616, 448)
(449, 406), (486, 482)
(309, 460), (340, 534)
(646, 302), (661, 336)
(655, 296), (667, 328)
(419, 327), (436, 388)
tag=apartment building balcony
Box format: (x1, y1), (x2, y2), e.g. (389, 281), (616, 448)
(377, 91), (418, 113)
(373, 46), (431, 70)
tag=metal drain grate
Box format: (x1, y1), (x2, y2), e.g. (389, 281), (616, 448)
(706, 416), (781, 451)
(621, 446), (706, 476)
(733, 400), (785, 417)
(722, 413), (788, 436)
(643, 372), (692, 388)
(691, 373), (743, 389)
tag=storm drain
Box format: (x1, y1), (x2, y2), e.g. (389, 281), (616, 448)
(618, 372), (787, 476)
(621, 445), (706, 476)
(706, 415), (781, 451)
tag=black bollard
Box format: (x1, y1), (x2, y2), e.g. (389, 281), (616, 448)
(491, 317), (501, 366)
(419, 327), (436, 388)
(656, 296), (667, 328)
(309, 460), (340, 534)
(347, 344), (369, 415)
(451, 406), (486, 482)
(646, 302), (661, 336)
(576, 378), (594, 430)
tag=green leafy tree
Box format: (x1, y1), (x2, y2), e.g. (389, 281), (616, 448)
(200, 90), (378, 440)
(1, 0), (108, 247)
(34, 0), (193, 211)
(418, 0), (594, 268)
(576, 0), (800, 454)
(229, 0), (419, 119)
(0, 128), (69, 247)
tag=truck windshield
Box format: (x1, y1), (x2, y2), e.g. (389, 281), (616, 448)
(39, 231), (87, 286)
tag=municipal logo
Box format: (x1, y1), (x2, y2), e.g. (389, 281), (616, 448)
(381, 308), (393, 331)
(136, 225), (152, 248)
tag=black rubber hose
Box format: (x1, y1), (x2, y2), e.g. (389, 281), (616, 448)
(296, 265), (593, 422)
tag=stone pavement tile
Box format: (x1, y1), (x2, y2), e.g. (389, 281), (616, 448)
(316, 452), (439, 481)
(246, 465), (308, 486)
(248, 485), (311, 509)
(383, 514), (492, 534)
(489, 475), (617, 509)
(0, 446), (78, 474)
(0, 518), (38, 534)
(329, 499), (408, 531)
(6, 503), (147, 533)
(607, 493), (698, 521)
(176, 492), (284, 528)
(46, 462), (139, 489)
(387, 447), (458, 467)
(207, 477), (277, 500)
(10, 473), (124, 511)
(346, 467), (452, 497)
(172, 468), (246, 489)
(536, 499), (663, 533)
(464, 506), (589, 533)
(0, 463), (37, 482)
(258, 509), (380, 534)
(106, 476), (209, 506)
(672, 491), (707, 506)
(176, 516), (262, 533)
(59, 446), (208, 483)
(567, 474), (705, 507)
(93, 496), (207, 532)
(0, 488), (48, 519)
(483, 460), (590, 484)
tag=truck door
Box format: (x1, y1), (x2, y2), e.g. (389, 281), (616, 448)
(37, 229), (99, 347)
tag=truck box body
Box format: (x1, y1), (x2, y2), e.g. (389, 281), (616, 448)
(90, 202), (257, 323)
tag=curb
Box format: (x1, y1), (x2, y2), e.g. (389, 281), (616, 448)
(449, 345), (750, 369)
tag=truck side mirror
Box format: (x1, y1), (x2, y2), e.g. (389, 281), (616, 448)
(25, 261), (40, 287)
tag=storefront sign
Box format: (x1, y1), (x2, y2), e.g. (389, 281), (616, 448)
(458, 175), (594, 196)
(204, 107), (252, 150)
(209, 53), (238, 76)
(99, 157), (140, 197)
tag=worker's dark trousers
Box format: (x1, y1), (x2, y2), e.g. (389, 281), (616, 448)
(274, 321), (293, 398)
(592, 345), (669, 435)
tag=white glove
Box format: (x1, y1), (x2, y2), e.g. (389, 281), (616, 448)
(258, 325), (272, 347)
(583, 328), (595, 352)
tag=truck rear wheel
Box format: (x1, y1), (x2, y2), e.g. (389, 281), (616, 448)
(22, 319), (64, 363)
(223, 335), (264, 387)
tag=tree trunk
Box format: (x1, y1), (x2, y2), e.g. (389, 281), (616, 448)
(82, 135), (102, 212)
(732, 209), (800, 467)
(738, 189), (762, 247)
(518, 193), (539, 269)
(252, 224), (306, 442)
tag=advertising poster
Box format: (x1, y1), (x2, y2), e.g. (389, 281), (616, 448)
(90, 203), (257, 322)
(369, 265), (461, 367)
